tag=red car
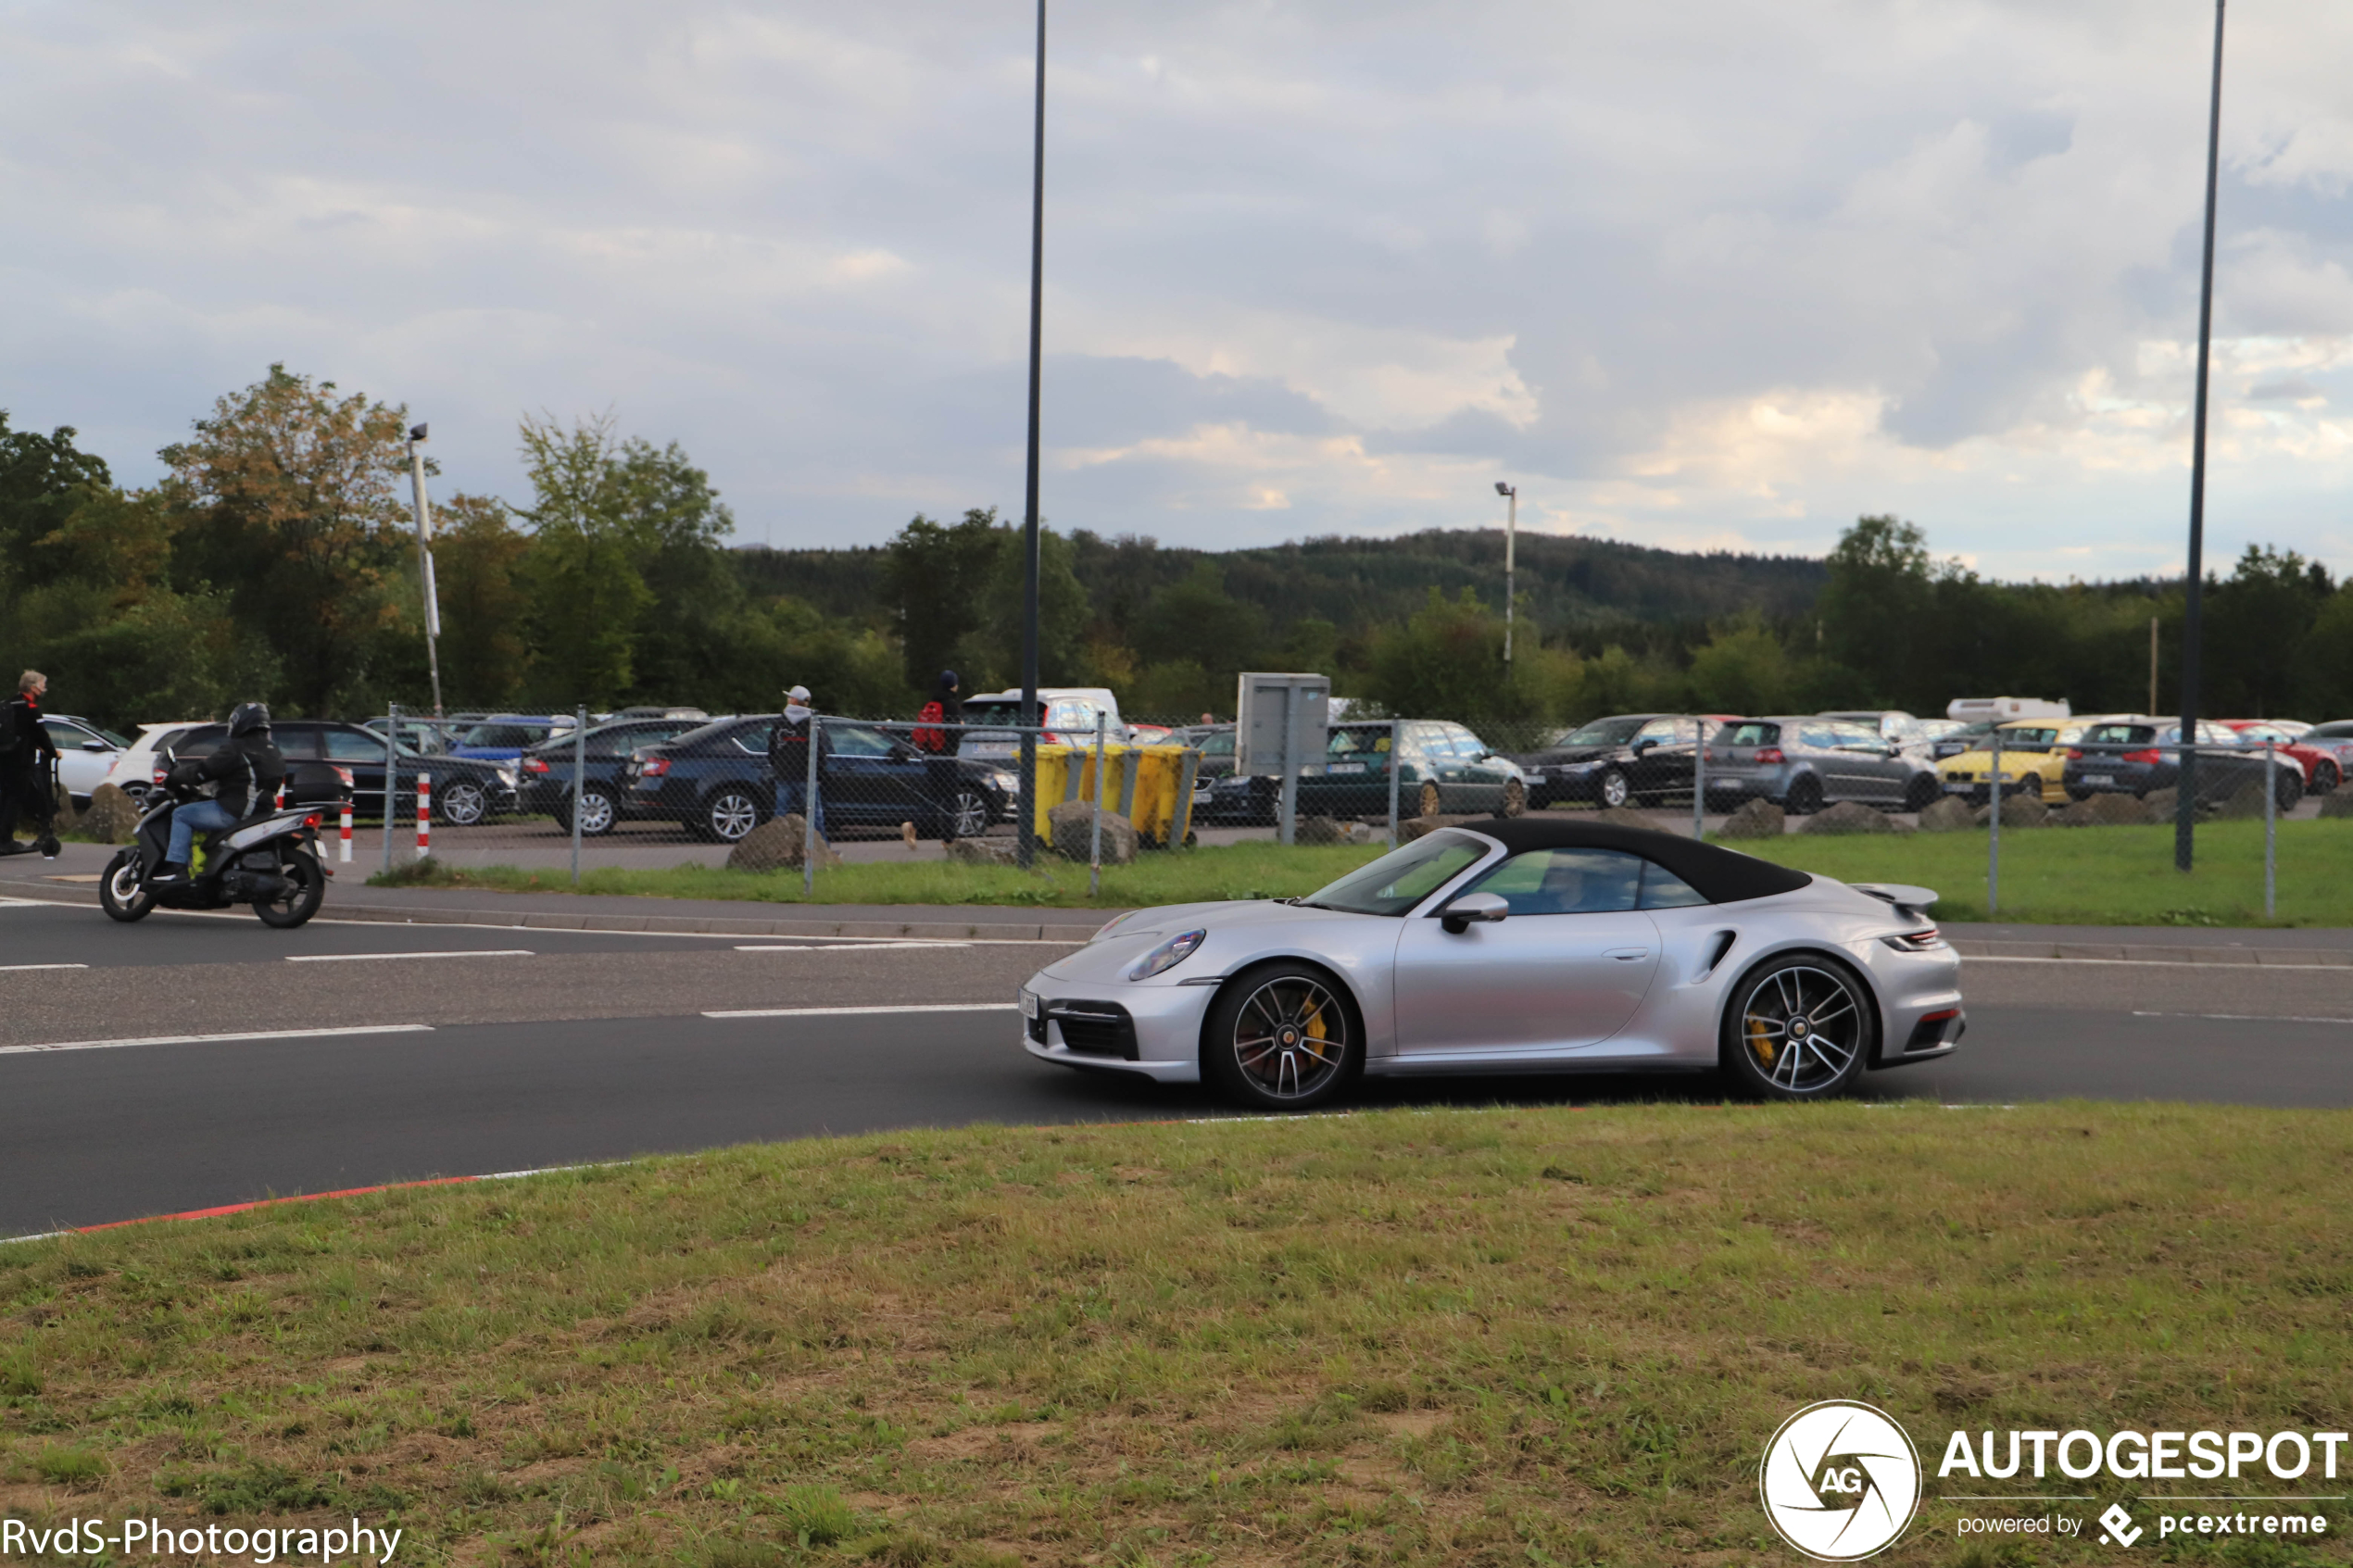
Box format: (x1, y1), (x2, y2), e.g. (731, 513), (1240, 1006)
(2219, 721), (2341, 795)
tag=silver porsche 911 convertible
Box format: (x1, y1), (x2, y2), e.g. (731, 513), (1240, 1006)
(1019, 818), (1963, 1109)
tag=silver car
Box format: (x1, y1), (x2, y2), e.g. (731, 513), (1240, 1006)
(1706, 717), (1944, 815)
(1019, 819), (1964, 1109)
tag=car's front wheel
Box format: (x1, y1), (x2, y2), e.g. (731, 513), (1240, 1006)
(1784, 774), (1824, 815)
(1418, 781), (1442, 819)
(1721, 955), (1874, 1099)
(1204, 963), (1358, 1110)
(1495, 777), (1527, 818)
(700, 788), (764, 843)
(2312, 759), (2341, 796)
(438, 779), (490, 827)
(1597, 768), (1631, 809)
(947, 787), (992, 839)
(1903, 773), (1941, 813)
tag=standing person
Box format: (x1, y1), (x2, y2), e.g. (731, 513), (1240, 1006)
(765, 685), (826, 840)
(912, 670), (967, 842)
(0, 671), (62, 859)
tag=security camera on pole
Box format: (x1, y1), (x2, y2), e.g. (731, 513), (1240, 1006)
(406, 422), (446, 720)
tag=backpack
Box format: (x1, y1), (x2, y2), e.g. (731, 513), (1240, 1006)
(0, 700), (23, 761)
(912, 701), (947, 754)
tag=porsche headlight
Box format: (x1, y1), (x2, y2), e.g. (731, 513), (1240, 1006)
(1129, 929), (1206, 980)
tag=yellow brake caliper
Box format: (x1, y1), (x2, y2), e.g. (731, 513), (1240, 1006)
(1747, 1015), (1777, 1066)
(1303, 999), (1331, 1060)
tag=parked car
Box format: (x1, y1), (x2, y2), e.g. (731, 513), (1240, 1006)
(2062, 718), (2302, 811)
(102, 722), (208, 807)
(2218, 721), (2341, 795)
(1501, 713), (1724, 809)
(627, 716), (1016, 843)
(1935, 717), (2125, 806)
(447, 714), (576, 762)
(2300, 720), (2353, 781)
(160, 721), (519, 824)
(39, 714), (130, 806)
(1818, 709), (1936, 755)
(518, 715), (720, 834)
(962, 688), (1128, 746)
(1927, 719), (1997, 761)
(1294, 721), (1527, 821)
(359, 714), (473, 755)
(1705, 717), (1944, 815)
(1165, 725), (1270, 825)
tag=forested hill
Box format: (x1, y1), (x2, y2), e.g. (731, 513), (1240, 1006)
(736, 527), (1829, 643)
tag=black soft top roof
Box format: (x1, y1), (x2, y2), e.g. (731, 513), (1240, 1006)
(1448, 817), (1813, 905)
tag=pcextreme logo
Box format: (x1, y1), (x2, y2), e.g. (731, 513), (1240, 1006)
(1759, 1401), (1923, 1561)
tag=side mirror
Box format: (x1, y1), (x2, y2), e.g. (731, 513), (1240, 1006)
(82, 739), (111, 752)
(1630, 738), (1655, 755)
(1441, 891), (1509, 934)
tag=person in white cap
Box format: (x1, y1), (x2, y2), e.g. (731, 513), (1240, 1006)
(765, 685), (825, 838)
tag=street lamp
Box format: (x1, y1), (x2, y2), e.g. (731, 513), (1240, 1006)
(406, 422), (446, 719)
(1015, 0), (1048, 867)
(2176, 0), (2225, 872)
(1494, 482), (1518, 672)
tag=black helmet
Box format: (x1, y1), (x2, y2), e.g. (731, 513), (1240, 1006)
(228, 702), (271, 737)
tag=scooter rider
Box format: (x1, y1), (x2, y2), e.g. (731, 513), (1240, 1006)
(148, 702), (287, 886)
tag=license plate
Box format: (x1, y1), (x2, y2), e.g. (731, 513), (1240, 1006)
(2085, 774), (2114, 786)
(1019, 989), (1039, 1020)
(1191, 790), (1212, 805)
(1329, 761), (1364, 773)
(1943, 781), (1969, 793)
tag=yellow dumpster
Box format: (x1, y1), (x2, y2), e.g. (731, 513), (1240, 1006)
(1026, 743), (1197, 848)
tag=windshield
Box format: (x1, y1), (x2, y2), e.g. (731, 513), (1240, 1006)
(1994, 726), (2061, 750)
(1327, 727), (1390, 758)
(1558, 717), (1650, 747)
(1299, 831), (1488, 917)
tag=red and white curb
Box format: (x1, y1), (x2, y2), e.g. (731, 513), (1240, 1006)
(1, 1163), (605, 1247)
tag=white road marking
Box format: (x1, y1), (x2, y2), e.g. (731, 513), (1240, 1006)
(0, 1023), (434, 1057)
(1964, 955), (2353, 970)
(285, 949), (533, 963)
(702, 1003), (1021, 1019)
(0, 897), (55, 908)
(2133, 1010), (2353, 1024)
(734, 942), (969, 952)
(0, 963), (87, 972)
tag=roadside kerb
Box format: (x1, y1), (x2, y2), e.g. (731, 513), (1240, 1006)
(1948, 938), (2353, 966)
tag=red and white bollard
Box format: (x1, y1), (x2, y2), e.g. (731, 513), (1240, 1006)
(417, 772), (432, 858)
(339, 801), (354, 863)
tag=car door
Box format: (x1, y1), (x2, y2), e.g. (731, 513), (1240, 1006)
(1452, 727), (1509, 809)
(1807, 722), (1884, 802)
(821, 723), (915, 826)
(44, 721), (118, 798)
(1628, 717), (1692, 797)
(320, 726), (395, 814)
(1390, 847), (1663, 1059)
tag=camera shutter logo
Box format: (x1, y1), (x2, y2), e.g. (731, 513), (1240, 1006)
(1759, 1401), (1922, 1561)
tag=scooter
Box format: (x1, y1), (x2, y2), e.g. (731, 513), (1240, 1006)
(99, 764), (333, 928)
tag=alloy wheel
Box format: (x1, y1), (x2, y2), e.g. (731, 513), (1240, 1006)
(1738, 964), (1864, 1095)
(708, 791), (761, 842)
(1599, 769), (1630, 809)
(572, 788), (617, 835)
(950, 789), (990, 839)
(439, 781), (489, 826)
(1227, 974), (1349, 1102)
(1418, 781), (1442, 819)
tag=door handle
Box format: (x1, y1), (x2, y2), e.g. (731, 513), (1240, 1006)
(1604, 947), (1651, 961)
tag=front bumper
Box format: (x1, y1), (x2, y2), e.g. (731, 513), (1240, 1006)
(1018, 976), (1214, 1084)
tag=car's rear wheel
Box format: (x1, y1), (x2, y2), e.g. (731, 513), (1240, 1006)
(1495, 777), (1526, 818)
(2275, 765), (2304, 815)
(438, 779), (490, 827)
(699, 788), (764, 843)
(565, 786), (618, 836)
(1784, 774), (1823, 815)
(1721, 955), (1874, 1099)
(1418, 781), (1442, 819)
(1204, 963), (1358, 1110)
(2312, 759), (2341, 796)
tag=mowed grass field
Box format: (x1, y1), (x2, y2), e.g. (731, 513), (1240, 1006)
(5, 1105), (2351, 1567)
(378, 819), (2353, 926)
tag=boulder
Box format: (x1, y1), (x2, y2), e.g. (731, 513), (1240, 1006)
(1972, 793), (2049, 829)
(1294, 817), (1377, 846)
(946, 836), (1023, 866)
(1047, 800), (1139, 864)
(726, 813), (839, 872)
(1803, 800), (1908, 835)
(1591, 806), (1667, 832)
(2321, 786), (2353, 821)
(1915, 795), (1975, 834)
(2055, 792), (2157, 828)
(1400, 813), (1478, 843)
(2143, 787), (2182, 822)
(2210, 784), (2270, 822)
(82, 784), (144, 844)
(1716, 797), (1785, 840)
(48, 789), (81, 834)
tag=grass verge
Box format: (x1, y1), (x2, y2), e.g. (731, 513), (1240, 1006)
(371, 819), (2353, 926)
(3, 1104), (2349, 1566)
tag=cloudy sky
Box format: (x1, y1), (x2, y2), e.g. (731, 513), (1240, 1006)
(3, 1), (2349, 579)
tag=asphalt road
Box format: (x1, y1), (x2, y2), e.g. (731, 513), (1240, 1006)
(5, 896), (2351, 1236)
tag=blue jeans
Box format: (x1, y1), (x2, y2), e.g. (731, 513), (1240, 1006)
(167, 799), (240, 865)
(773, 780), (825, 838)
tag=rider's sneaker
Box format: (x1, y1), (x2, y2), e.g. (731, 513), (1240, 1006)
(145, 860), (190, 886)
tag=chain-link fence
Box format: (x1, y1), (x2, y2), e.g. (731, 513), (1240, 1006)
(330, 703), (2347, 919)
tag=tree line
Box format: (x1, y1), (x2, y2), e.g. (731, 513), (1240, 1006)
(3, 365), (2346, 734)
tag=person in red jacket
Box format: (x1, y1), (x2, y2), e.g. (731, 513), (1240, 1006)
(912, 671), (966, 841)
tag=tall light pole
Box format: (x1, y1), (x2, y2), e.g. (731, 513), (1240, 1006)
(406, 422), (445, 719)
(1015, 0), (1048, 867)
(1494, 482), (1518, 673)
(2176, 0), (2225, 873)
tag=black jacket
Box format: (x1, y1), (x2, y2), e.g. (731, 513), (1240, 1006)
(767, 711), (824, 780)
(173, 733), (289, 819)
(1, 696), (58, 770)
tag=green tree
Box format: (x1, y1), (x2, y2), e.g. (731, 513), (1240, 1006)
(2205, 544), (2333, 718)
(1134, 560), (1265, 679)
(979, 525), (1090, 686)
(882, 509), (1006, 692)
(1365, 588), (1564, 723)
(1817, 515), (1940, 707)
(428, 493), (533, 709)
(1685, 616), (1794, 716)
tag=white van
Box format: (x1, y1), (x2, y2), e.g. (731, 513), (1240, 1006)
(1946, 697), (2070, 723)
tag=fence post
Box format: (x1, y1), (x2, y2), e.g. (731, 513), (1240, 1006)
(1987, 729), (2002, 919)
(382, 703), (399, 878)
(1692, 719), (1707, 841)
(1388, 719), (1402, 849)
(1089, 713), (1105, 897)
(417, 772), (432, 859)
(2265, 737), (2277, 919)
(802, 714), (822, 899)
(571, 703), (587, 887)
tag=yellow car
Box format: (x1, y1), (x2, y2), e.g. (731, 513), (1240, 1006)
(1936, 718), (2124, 805)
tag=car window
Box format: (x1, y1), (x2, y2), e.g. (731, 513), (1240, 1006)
(322, 729), (390, 763)
(827, 725), (900, 758)
(1640, 862), (1709, 909)
(2082, 724), (2153, 746)
(727, 723), (776, 755)
(2310, 721), (2353, 739)
(1454, 731), (1491, 758)
(1464, 847), (1643, 915)
(44, 721), (102, 749)
(1327, 728), (1390, 757)
(1831, 722), (1883, 748)
(1997, 726), (2060, 750)
(1559, 716), (1651, 746)
(271, 726), (322, 760)
(1302, 831), (1487, 917)
(1633, 718), (1685, 743)
(1202, 732), (1235, 758)
(1797, 724), (1843, 750)
(1724, 721), (1780, 748)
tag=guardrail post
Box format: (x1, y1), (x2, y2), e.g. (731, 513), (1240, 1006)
(571, 702), (587, 887)
(1987, 729), (2002, 919)
(2265, 736), (2277, 918)
(803, 715), (822, 899)
(1388, 718), (1401, 849)
(1089, 713), (1105, 897)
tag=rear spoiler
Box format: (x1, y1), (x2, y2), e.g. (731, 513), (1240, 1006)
(1851, 883), (1939, 920)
